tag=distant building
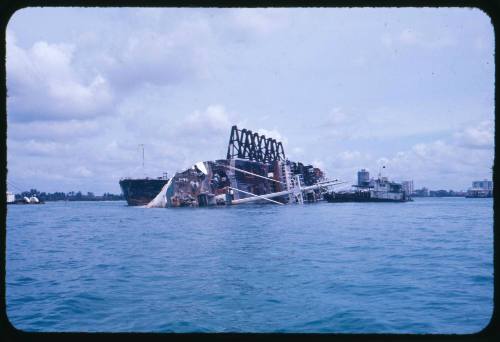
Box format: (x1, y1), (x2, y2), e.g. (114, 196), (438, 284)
(401, 181), (414, 196)
(357, 169), (370, 187)
(467, 179), (493, 198)
(6, 191), (15, 203)
(472, 180), (493, 190)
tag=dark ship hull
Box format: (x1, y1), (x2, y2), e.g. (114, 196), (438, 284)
(324, 191), (410, 203)
(119, 178), (169, 206)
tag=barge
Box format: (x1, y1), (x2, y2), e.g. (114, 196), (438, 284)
(324, 169), (412, 203)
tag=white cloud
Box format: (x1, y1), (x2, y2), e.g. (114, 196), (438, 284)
(333, 150), (372, 169)
(72, 166), (93, 178)
(381, 34), (393, 47)
(319, 105), (488, 142)
(106, 23), (212, 88)
(318, 117), (494, 190)
(9, 139), (72, 157)
(376, 157), (390, 167)
(256, 128), (288, 145)
(352, 56), (367, 67)
(291, 146), (304, 155)
(322, 107), (425, 140)
(454, 120), (494, 149)
(473, 36), (492, 51)
(311, 159), (325, 170)
(184, 105), (232, 133)
(399, 28), (418, 45)
(373, 137), (493, 189)
(381, 28), (456, 49)
(8, 119), (100, 141)
(339, 150), (361, 161)
(5, 8), (494, 194)
(326, 107), (348, 125)
(7, 32), (113, 122)
(231, 8), (289, 35)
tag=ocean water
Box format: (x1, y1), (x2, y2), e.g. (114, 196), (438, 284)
(5, 198), (493, 333)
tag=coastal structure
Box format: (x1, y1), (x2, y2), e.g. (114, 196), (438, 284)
(145, 125), (339, 208)
(6, 191), (15, 204)
(7, 195), (44, 205)
(401, 180), (414, 197)
(324, 169), (412, 202)
(466, 179), (493, 198)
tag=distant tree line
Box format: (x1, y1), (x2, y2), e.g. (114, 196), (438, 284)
(15, 189), (124, 201)
(412, 188), (467, 197)
(429, 190), (466, 197)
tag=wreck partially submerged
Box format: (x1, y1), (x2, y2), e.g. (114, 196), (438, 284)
(147, 126), (340, 208)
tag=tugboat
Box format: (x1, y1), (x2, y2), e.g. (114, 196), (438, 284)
(324, 168), (412, 203)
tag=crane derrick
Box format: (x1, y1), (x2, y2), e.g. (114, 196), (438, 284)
(226, 125), (286, 163)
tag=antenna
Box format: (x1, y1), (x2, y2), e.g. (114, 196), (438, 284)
(378, 165), (386, 179)
(138, 144), (145, 176)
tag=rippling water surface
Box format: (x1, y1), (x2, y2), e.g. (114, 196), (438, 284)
(6, 198), (493, 333)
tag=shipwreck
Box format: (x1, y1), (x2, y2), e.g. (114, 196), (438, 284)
(146, 125), (341, 208)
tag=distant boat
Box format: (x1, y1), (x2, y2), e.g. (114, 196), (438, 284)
(28, 196), (40, 204)
(324, 170), (412, 203)
(324, 189), (411, 203)
(465, 189), (492, 198)
(8, 194), (44, 205)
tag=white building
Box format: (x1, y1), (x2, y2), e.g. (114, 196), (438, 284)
(6, 191), (15, 203)
(472, 180), (493, 190)
(467, 179), (493, 198)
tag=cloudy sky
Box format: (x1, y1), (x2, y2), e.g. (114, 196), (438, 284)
(6, 7), (494, 194)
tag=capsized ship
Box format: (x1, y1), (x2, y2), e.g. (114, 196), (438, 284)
(324, 168), (412, 203)
(146, 126), (341, 208)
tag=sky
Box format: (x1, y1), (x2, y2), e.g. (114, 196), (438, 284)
(6, 7), (495, 194)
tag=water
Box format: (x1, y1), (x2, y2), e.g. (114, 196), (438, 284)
(6, 198), (493, 333)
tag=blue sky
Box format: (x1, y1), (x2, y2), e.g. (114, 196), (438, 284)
(6, 7), (494, 193)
